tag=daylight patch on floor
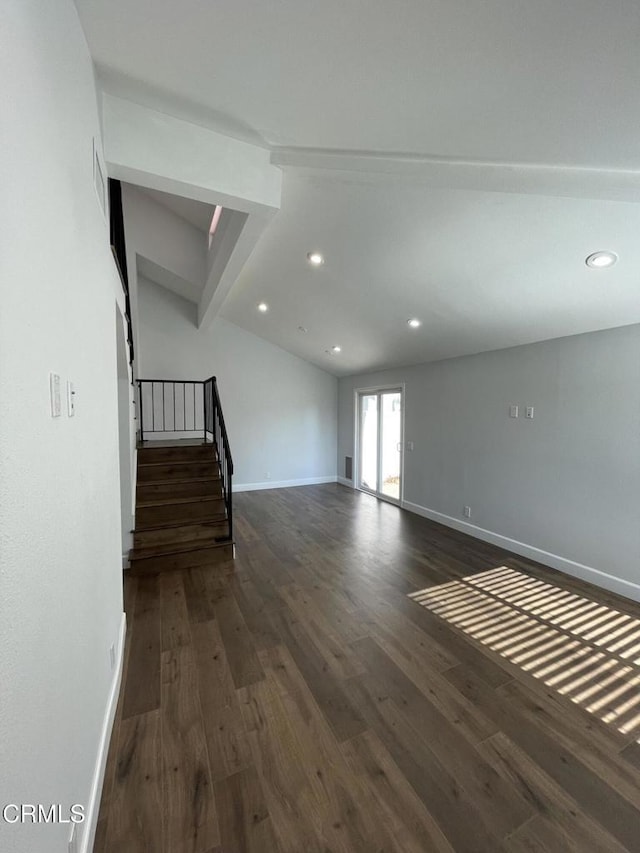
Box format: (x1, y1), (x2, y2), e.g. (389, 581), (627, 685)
(409, 566), (640, 738)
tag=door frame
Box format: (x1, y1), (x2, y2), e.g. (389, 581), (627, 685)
(353, 383), (405, 506)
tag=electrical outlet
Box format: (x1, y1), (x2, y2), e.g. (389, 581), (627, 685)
(109, 643), (116, 670)
(406, 441), (414, 451)
(463, 506), (471, 518)
(526, 406), (534, 419)
(264, 472), (271, 480)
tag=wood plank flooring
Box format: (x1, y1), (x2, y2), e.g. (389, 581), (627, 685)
(96, 484), (640, 852)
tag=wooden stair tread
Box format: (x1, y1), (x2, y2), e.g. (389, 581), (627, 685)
(137, 475), (221, 486)
(136, 495), (224, 508)
(138, 458), (216, 468)
(132, 431), (233, 574)
(137, 438), (210, 447)
(135, 516), (227, 529)
(135, 514), (227, 532)
(130, 539), (233, 560)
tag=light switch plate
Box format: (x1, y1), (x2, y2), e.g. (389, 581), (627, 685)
(50, 373), (61, 418)
(509, 405), (519, 418)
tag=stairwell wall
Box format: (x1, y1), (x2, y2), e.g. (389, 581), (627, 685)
(137, 277), (338, 489)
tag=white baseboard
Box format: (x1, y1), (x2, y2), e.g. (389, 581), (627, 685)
(81, 612), (126, 853)
(235, 475), (337, 493)
(402, 500), (640, 603)
(337, 476), (353, 488)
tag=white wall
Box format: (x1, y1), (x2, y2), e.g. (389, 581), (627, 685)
(138, 278), (338, 488)
(338, 325), (640, 601)
(122, 183), (207, 295)
(0, 2), (125, 852)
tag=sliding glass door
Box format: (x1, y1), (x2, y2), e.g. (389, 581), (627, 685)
(357, 388), (403, 503)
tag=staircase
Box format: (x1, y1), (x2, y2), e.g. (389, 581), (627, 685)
(128, 377), (234, 576)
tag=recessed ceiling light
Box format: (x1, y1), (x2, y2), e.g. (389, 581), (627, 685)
(332, 345), (342, 353)
(307, 252), (324, 266)
(585, 251), (617, 269)
(407, 318), (421, 328)
(257, 302), (269, 312)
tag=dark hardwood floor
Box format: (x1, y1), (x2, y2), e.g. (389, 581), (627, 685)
(95, 484), (640, 852)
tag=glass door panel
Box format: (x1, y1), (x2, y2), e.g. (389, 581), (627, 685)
(357, 388), (402, 503)
(380, 391), (402, 500)
(359, 394), (378, 492)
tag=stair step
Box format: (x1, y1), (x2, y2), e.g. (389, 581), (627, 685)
(138, 475), (221, 485)
(138, 458), (216, 467)
(137, 478), (222, 501)
(130, 538), (231, 560)
(136, 496), (225, 528)
(128, 540), (234, 576)
(134, 514), (226, 532)
(137, 460), (217, 482)
(133, 519), (229, 549)
(137, 495), (223, 508)
(138, 444), (217, 462)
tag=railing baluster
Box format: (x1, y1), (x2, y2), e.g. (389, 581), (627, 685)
(138, 381), (144, 442)
(137, 377), (233, 542)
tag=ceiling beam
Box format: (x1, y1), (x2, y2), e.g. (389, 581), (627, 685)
(271, 147), (640, 203)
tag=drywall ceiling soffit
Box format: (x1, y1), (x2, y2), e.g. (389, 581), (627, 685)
(103, 95), (282, 328)
(136, 255), (202, 304)
(96, 65), (269, 148)
(138, 186), (215, 231)
(103, 96), (281, 214)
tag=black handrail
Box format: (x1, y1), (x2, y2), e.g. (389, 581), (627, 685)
(136, 377), (233, 541)
(108, 179), (135, 366)
(204, 376), (234, 541)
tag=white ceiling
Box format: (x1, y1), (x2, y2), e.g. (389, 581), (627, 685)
(76, 0), (640, 167)
(76, 0), (640, 375)
(221, 173), (640, 375)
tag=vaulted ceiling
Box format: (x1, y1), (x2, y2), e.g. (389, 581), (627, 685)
(76, 0), (640, 375)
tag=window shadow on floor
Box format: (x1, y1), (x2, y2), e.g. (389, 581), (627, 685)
(409, 566), (640, 738)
